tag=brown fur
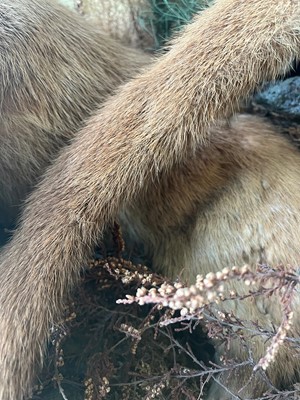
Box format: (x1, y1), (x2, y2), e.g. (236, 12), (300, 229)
(0, 0), (300, 399)
(122, 114), (300, 397)
(0, 0), (149, 225)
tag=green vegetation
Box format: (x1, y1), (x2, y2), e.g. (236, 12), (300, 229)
(147, 0), (212, 46)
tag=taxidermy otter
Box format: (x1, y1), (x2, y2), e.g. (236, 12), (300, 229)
(0, 0), (300, 398)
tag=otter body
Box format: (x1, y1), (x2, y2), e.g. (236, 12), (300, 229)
(0, 0), (300, 399)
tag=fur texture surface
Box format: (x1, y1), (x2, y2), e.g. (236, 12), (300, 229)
(0, 0), (149, 225)
(0, 0), (300, 399)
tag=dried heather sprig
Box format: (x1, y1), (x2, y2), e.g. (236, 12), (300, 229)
(117, 265), (253, 316)
(117, 264), (300, 372)
(254, 282), (296, 371)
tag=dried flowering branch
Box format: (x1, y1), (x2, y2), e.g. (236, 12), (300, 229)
(37, 254), (300, 399)
(117, 265), (300, 311)
(117, 264), (300, 372)
(117, 265), (252, 313)
(88, 256), (166, 287)
(254, 281), (296, 371)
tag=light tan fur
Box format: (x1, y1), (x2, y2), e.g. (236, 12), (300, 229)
(122, 114), (300, 397)
(0, 0), (300, 399)
(0, 0), (149, 226)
